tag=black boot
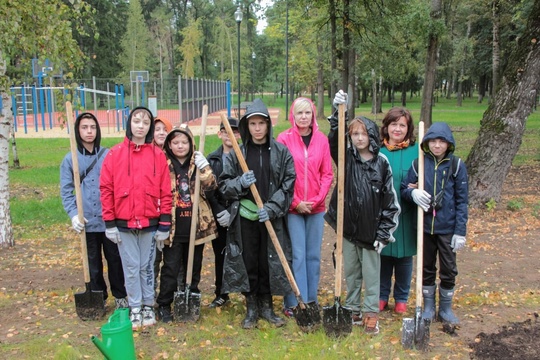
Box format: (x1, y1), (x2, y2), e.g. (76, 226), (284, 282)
(242, 294), (258, 329)
(258, 294), (285, 327)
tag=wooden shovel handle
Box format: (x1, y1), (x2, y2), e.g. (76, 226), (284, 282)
(220, 114), (304, 305)
(416, 121), (425, 308)
(66, 102), (91, 284)
(335, 104), (346, 298)
(186, 105), (208, 285)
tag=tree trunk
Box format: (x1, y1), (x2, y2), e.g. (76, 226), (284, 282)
(371, 69), (377, 114)
(467, 0), (540, 208)
(420, 0), (442, 128)
(0, 51), (15, 247)
(341, 0), (350, 94)
(329, 0), (338, 99)
(347, 47), (355, 118)
(492, 0), (500, 99)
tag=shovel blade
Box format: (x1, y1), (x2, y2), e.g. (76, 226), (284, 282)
(322, 300), (352, 338)
(292, 301), (321, 333)
(173, 288), (201, 322)
(401, 315), (431, 351)
(74, 283), (106, 321)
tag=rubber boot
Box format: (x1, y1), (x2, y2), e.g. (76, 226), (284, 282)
(257, 294), (285, 327)
(437, 287), (459, 324)
(242, 294), (259, 329)
(422, 285), (436, 321)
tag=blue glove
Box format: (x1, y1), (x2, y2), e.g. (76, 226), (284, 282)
(240, 170), (256, 188)
(106, 227), (121, 244)
(451, 235), (466, 252)
(216, 210), (231, 227)
(258, 207), (269, 222)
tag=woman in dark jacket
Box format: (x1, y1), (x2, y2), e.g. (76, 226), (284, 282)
(219, 98), (296, 329)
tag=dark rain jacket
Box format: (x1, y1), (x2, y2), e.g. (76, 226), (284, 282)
(401, 122), (468, 236)
(325, 115), (400, 249)
(219, 98), (296, 295)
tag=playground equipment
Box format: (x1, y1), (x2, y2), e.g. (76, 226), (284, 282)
(130, 70), (149, 108)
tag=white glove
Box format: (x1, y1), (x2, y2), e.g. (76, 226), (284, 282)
(451, 235), (466, 252)
(71, 215), (87, 233)
(216, 210), (231, 227)
(373, 241), (386, 254)
(411, 189), (431, 212)
(240, 170), (256, 188)
(333, 90), (348, 109)
(154, 230), (169, 251)
(106, 227), (121, 244)
(194, 151), (209, 170)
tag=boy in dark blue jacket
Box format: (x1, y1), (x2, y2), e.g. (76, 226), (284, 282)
(401, 122), (468, 326)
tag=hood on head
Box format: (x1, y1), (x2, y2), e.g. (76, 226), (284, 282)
(126, 106), (155, 144)
(163, 124), (195, 160)
(155, 117), (173, 132)
(349, 116), (381, 156)
(239, 98), (272, 144)
(288, 97), (318, 133)
(74, 112), (101, 152)
(421, 122), (456, 155)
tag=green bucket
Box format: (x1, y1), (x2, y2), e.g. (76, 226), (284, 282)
(91, 308), (136, 360)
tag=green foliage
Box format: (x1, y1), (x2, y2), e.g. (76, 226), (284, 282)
(485, 198), (497, 211)
(119, 0), (151, 75)
(178, 17), (203, 78)
(533, 201), (540, 219)
(507, 198), (524, 212)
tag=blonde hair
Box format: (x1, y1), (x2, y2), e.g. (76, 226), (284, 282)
(348, 117), (367, 135)
(293, 98), (312, 114)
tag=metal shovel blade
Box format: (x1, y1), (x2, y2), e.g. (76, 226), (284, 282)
(401, 307), (430, 351)
(173, 287), (201, 322)
(292, 301), (322, 333)
(74, 283), (106, 321)
(322, 299), (353, 338)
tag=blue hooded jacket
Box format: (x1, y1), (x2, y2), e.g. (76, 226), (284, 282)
(401, 122), (468, 236)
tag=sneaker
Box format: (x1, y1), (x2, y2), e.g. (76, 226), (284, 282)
(158, 305), (173, 323)
(352, 312), (363, 326)
(141, 305), (156, 327)
(364, 313), (380, 335)
(115, 297), (129, 309)
(394, 302), (407, 314)
(379, 300), (388, 311)
(130, 307), (142, 331)
(282, 308), (294, 318)
(209, 295), (229, 308)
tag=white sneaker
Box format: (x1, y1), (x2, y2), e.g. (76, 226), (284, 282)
(142, 305), (156, 327)
(130, 307), (142, 331)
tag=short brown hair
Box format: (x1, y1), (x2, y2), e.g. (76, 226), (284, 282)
(380, 107), (415, 144)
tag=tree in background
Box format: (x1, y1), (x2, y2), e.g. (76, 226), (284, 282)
(0, 0), (90, 247)
(466, 0), (540, 207)
(119, 0), (151, 75)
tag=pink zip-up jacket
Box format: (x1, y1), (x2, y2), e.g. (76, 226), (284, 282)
(276, 97), (333, 214)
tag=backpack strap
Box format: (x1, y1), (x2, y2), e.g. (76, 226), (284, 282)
(80, 147), (106, 184)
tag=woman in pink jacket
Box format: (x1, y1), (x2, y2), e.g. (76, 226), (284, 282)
(276, 97), (333, 316)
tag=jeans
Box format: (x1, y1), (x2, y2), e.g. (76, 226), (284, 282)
(284, 212), (324, 308)
(380, 255), (413, 303)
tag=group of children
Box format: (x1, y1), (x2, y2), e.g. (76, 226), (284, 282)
(60, 94), (468, 334)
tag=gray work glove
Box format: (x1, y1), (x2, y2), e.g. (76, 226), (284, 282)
(373, 241), (386, 254)
(258, 207), (269, 222)
(451, 235), (466, 252)
(194, 151), (209, 170)
(71, 215), (87, 233)
(411, 189), (431, 212)
(240, 170), (256, 188)
(106, 227), (121, 244)
(216, 210), (231, 227)
(154, 230), (169, 251)
(332, 90), (348, 109)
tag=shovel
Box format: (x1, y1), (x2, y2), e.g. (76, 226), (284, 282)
(220, 114), (321, 333)
(173, 105), (209, 322)
(402, 120), (430, 350)
(66, 101), (106, 321)
(322, 104), (352, 338)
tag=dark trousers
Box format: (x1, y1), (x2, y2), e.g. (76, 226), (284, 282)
(423, 233), (458, 289)
(86, 232), (126, 300)
(212, 226), (228, 296)
(156, 239), (204, 307)
(240, 217), (270, 296)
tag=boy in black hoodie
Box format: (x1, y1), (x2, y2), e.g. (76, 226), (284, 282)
(219, 99), (296, 329)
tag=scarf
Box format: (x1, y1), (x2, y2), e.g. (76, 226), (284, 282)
(384, 138), (410, 151)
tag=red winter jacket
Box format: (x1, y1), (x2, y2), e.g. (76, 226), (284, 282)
(100, 137), (172, 229)
(276, 98), (333, 214)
